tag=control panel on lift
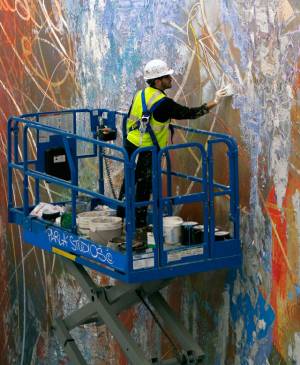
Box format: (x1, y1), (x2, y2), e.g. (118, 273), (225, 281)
(7, 108), (241, 284)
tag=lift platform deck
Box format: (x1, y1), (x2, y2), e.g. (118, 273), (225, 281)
(7, 108), (241, 364)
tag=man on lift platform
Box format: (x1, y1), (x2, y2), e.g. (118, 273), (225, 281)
(118, 59), (229, 228)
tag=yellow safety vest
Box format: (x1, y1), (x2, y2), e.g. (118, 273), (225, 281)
(126, 87), (170, 148)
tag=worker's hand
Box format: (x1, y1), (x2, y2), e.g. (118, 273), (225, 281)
(214, 87), (227, 104)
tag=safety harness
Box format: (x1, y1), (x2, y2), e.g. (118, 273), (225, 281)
(127, 89), (166, 151)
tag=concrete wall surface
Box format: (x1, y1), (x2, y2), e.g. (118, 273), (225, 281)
(0, 1), (300, 364)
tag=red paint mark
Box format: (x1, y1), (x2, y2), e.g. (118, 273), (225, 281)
(267, 171), (300, 354)
(36, 334), (46, 360)
(268, 186), (287, 348)
(0, 9), (33, 364)
(268, 187), (288, 295)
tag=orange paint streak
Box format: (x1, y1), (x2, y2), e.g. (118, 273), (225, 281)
(292, 60), (300, 94)
(0, 6), (33, 364)
(267, 186), (288, 351)
(267, 171), (300, 356)
(268, 187), (288, 294)
(0, 3), (79, 364)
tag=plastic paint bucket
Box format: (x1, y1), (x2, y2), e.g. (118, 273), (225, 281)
(163, 216), (183, 244)
(89, 216), (122, 245)
(77, 209), (117, 237)
(77, 211), (101, 237)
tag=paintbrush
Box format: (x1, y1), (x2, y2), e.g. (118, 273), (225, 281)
(223, 83), (234, 96)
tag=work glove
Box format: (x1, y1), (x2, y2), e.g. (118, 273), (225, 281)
(214, 87), (227, 104)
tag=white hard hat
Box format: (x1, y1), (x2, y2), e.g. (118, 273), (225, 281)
(143, 59), (174, 80)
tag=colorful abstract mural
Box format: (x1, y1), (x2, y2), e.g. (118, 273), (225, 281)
(0, 0), (300, 364)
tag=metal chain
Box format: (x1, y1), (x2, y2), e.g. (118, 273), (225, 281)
(103, 147), (117, 200)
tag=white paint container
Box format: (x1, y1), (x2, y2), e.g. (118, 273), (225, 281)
(89, 216), (122, 245)
(77, 211), (101, 237)
(77, 209), (117, 237)
(163, 216), (183, 244)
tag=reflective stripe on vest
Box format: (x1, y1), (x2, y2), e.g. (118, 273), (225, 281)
(126, 87), (170, 148)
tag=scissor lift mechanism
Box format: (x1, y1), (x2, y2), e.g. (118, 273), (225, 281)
(7, 108), (241, 364)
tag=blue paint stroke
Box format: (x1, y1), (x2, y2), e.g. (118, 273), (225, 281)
(230, 272), (275, 363)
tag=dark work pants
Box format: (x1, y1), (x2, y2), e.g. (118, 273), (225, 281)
(117, 139), (152, 228)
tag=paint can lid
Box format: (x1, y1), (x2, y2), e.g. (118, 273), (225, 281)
(193, 224), (204, 231)
(215, 230), (230, 236)
(182, 221), (198, 227)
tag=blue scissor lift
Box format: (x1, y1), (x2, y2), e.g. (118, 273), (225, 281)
(7, 108), (241, 365)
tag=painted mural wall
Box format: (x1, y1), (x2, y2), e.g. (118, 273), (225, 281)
(0, 0), (300, 364)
